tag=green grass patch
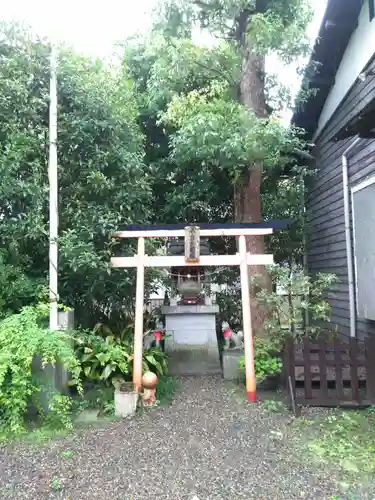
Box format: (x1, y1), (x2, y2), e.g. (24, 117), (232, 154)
(156, 375), (179, 405)
(0, 385), (117, 445)
(0, 425), (71, 445)
(0, 379), (178, 445)
(296, 408), (375, 494)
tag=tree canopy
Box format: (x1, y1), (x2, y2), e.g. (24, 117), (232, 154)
(123, 0), (312, 331)
(0, 24), (151, 326)
(0, 0), (314, 333)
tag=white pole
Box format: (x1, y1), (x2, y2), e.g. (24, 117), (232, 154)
(239, 235), (256, 402)
(49, 43), (59, 331)
(342, 136), (361, 338)
(133, 237), (145, 392)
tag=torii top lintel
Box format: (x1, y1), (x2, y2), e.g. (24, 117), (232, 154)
(113, 221), (289, 239)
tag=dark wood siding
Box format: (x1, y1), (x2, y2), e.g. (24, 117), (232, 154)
(307, 58), (375, 340)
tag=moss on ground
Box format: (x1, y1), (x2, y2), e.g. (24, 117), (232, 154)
(294, 407), (375, 498)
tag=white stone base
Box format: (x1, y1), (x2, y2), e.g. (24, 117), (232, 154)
(114, 390), (138, 417)
(162, 305), (221, 375)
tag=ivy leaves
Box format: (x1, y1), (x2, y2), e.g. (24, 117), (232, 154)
(0, 305), (81, 434)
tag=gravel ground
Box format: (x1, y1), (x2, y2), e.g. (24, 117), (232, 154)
(0, 376), (338, 500)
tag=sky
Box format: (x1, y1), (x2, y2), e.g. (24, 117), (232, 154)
(1, 0), (328, 121)
(2, 0), (327, 58)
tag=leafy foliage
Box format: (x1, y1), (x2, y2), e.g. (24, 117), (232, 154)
(0, 23), (152, 326)
(213, 268), (242, 329)
(238, 337), (282, 383)
(0, 304), (81, 434)
(262, 165), (314, 264)
(257, 264), (338, 339)
(297, 409), (375, 494)
(214, 264), (337, 339)
(157, 0), (313, 61)
(0, 250), (45, 319)
(73, 325), (168, 388)
(246, 1), (313, 60)
(73, 332), (131, 386)
(161, 81), (306, 185)
(141, 347), (169, 377)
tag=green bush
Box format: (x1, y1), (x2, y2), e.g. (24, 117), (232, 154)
(92, 322), (168, 377)
(0, 304), (81, 435)
(73, 331), (131, 386)
(256, 264), (338, 339)
(0, 250), (45, 318)
(73, 325), (169, 389)
(238, 338), (282, 383)
(141, 347), (168, 377)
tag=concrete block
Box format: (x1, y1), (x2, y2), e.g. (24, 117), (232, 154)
(162, 304), (221, 375)
(162, 305), (219, 315)
(222, 349), (244, 380)
(58, 310), (75, 330)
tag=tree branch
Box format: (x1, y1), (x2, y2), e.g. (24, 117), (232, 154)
(169, 39), (237, 87)
(192, 59), (237, 86)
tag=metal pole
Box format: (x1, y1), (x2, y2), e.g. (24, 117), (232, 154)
(49, 43), (59, 331)
(133, 237), (145, 392)
(342, 136), (361, 338)
(239, 235), (256, 402)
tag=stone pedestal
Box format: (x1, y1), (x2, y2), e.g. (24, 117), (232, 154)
(222, 348), (244, 380)
(162, 305), (220, 375)
(56, 310), (75, 391)
(28, 310), (75, 417)
(58, 310), (75, 330)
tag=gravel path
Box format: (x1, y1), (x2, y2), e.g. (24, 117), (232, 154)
(0, 376), (337, 500)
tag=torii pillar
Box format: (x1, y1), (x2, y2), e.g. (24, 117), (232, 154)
(111, 222), (287, 402)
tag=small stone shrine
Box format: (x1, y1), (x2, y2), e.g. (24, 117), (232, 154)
(162, 228), (221, 375)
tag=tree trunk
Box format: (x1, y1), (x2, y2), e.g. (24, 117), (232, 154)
(235, 28), (270, 336)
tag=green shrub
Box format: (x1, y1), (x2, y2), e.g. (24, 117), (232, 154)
(0, 250), (45, 318)
(141, 347), (168, 377)
(73, 326), (169, 389)
(256, 264), (338, 339)
(0, 304), (81, 434)
(92, 323), (168, 377)
(238, 338), (282, 383)
(73, 331), (131, 386)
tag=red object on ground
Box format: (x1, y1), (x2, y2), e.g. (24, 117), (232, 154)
(223, 329), (231, 338)
(154, 331), (162, 341)
(246, 390), (256, 403)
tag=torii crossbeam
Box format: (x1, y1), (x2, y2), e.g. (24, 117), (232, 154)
(111, 222), (287, 402)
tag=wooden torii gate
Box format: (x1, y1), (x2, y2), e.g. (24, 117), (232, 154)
(111, 222), (286, 402)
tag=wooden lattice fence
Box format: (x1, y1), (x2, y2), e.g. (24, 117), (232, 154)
(284, 335), (375, 407)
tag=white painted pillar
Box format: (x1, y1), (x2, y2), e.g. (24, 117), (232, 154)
(133, 237), (145, 392)
(49, 44), (59, 331)
(239, 235), (256, 402)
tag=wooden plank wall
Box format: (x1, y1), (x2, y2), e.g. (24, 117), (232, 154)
(307, 56), (375, 340)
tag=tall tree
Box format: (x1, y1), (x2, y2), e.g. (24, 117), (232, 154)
(0, 23), (152, 326)
(124, 0), (311, 333)
(147, 0), (311, 331)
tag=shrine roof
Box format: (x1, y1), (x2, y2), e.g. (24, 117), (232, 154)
(118, 221), (289, 231)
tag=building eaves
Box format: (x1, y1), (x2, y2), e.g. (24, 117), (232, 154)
(292, 0), (362, 137)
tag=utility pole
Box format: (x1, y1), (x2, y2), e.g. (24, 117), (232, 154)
(49, 43), (59, 330)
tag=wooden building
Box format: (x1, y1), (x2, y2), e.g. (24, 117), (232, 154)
(293, 0), (375, 339)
